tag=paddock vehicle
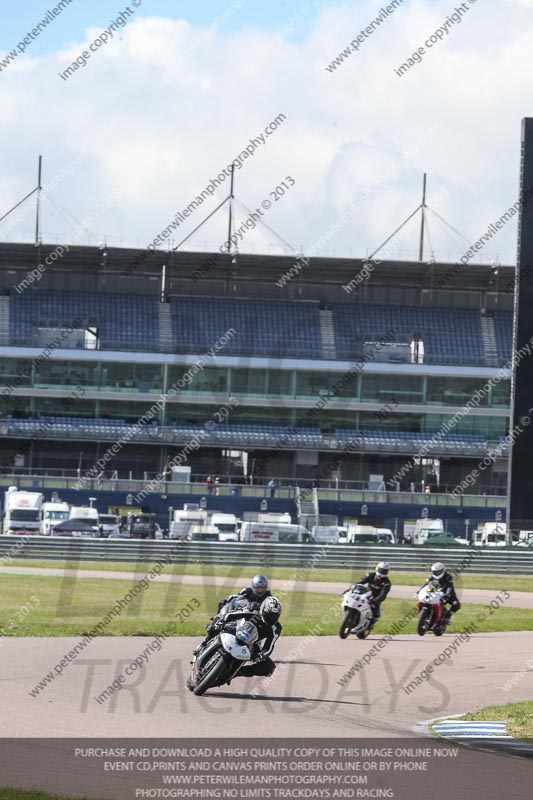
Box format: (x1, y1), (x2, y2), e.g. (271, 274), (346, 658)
(240, 522), (313, 543)
(69, 506), (99, 536)
(346, 525), (395, 545)
(170, 504), (208, 540)
(98, 513), (120, 537)
(311, 525), (341, 544)
(130, 513), (157, 539)
(473, 522), (507, 548)
(187, 617), (259, 696)
(339, 583), (376, 640)
(40, 501), (69, 536)
(416, 581), (449, 636)
(3, 488), (43, 536)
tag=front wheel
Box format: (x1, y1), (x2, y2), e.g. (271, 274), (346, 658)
(417, 607), (431, 636)
(193, 654), (227, 696)
(339, 610), (356, 639)
(356, 628), (370, 640)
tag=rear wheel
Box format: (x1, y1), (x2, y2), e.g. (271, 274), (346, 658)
(417, 607), (431, 636)
(339, 610), (356, 639)
(193, 654), (228, 696)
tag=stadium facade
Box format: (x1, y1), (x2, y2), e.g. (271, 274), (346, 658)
(0, 241), (513, 509)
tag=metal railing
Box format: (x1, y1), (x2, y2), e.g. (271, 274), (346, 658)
(0, 537), (531, 574)
(0, 474), (506, 509)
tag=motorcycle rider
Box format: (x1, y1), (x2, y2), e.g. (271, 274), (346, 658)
(356, 562), (391, 627)
(422, 562), (461, 623)
(216, 574), (271, 612)
(188, 596), (282, 688)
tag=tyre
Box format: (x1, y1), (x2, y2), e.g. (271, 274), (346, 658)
(417, 607), (431, 636)
(339, 610), (356, 639)
(193, 654), (228, 696)
(356, 628), (370, 640)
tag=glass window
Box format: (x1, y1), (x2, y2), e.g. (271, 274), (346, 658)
(426, 377), (489, 406)
(266, 370), (293, 397)
(34, 360), (99, 389)
(0, 358), (32, 387)
(167, 365), (228, 394)
(361, 374), (422, 403)
(491, 379), (510, 407)
(295, 370), (358, 399)
(230, 369), (266, 396)
(102, 363), (163, 392)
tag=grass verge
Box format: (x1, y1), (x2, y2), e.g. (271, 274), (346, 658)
(0, 573), (531, 636)
(5, 559), (533, 592)
(457, 701), (533, 739)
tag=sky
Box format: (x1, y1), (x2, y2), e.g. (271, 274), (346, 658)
(0, 0), (532, 265)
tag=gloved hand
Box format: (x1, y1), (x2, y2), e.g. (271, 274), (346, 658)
(254, 651), (267, 663)
(208, 618), (224, 634)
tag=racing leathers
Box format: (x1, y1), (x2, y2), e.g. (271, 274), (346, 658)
(358, 571), (391, 622)
(217, 586), (272, 612)
(422, 571), (461, 617)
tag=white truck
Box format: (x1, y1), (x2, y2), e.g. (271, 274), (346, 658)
(346, 525), (395, 545)
(98, 513), (120, 537)
(240, 522), (313, 544)
(69, 506), (99, 536)
(311, 525), (342, 544)
(412, 518), (444, 545)
(170, 504), (208, 540)
(209, 512), (240, 542)
(473, 522), (507, 547)
(40, 500), (70, 535)
(3, 488), (43, 536)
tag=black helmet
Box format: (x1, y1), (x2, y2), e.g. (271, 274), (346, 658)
(251, 574), (269, 597)
(260, 596), (282, 625)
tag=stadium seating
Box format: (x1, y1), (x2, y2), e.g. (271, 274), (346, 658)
(169, 296), (322, 358)
(492, 311), (513, 362)
(10, 290), (160, 351)
(332, 303), (486, 365)
(4, 415), (489, 455)
(7, 290), (513, 365)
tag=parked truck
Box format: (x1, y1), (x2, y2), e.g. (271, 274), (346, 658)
(473, 522), (507, 547)
(3, 488), (43, 535)
(170, 504), (208, 540)
(240, 522), (313, 543)
(40, 500), (70, 536)
(69, 506), (99, 536)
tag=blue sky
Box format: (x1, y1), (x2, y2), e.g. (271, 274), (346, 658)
(0, 0), (323, 53)
(0, 0), (530, 264)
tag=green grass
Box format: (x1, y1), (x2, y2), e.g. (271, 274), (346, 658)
(5, 558), (533, 592)
(0, 573), (531, 636)
(457, 701), (533, 739)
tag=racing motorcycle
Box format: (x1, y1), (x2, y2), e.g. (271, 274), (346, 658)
(187, 617), (259, 695)
(416, 580), (450, 636)
(339, 583), (378, 639)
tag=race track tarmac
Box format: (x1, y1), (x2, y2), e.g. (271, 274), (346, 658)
(2, 631), (533, 738)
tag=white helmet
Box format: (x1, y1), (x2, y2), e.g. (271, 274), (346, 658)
(431, 562), (445, 579)
(260, 596), (282, 625)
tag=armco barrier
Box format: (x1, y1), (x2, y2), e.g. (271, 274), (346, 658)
(0, 537), (533, 574)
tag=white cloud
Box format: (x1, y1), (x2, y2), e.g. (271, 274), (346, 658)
(0, 0), (531, 264)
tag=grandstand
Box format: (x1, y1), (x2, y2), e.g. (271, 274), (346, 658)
(0, 241), (513, 501)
